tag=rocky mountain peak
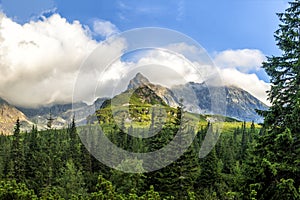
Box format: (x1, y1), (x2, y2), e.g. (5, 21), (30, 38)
(127, 73), (150, 90)
(0, 97), (32, 135)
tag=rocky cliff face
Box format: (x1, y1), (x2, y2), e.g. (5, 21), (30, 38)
(172, 82), (268, 122)
(127, 73), (268, 122)
(127, 73), (179, 108)
(0, 98), (32, 135)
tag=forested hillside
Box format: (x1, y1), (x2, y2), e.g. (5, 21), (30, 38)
(0, 117), (262, 199)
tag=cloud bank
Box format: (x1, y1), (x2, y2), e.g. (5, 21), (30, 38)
(0, 13), (270, 107)
(0, 13), (126, 107)
(214, 49), (266, 72)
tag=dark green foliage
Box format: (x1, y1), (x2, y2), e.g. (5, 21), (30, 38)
(0, 179), (38, 200)
(9, 119), (25, 182)
(56, 159), (87, 199)
(110, 158), (146, 195)
(197, 148), (221, 190)
(0, 116), (263, 199)
(239, 121), (248, 161)
(258, 0), (300, 135)
(244, 1), (300, 199)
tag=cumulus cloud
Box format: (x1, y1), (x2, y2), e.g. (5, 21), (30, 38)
(214, 49), (266, 72)
(91, 48), (202, 100)
(210, 49), (270, 105)
(91, 43), (270, 105)
(0, 13), (126, 107)
(93, 19), (119, 38)
(220, 68), (270, 105)
(0, 13), (270, 108)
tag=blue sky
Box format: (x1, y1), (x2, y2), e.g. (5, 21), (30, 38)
(1, 0), (288, 55)
(0, 0), (290, 106)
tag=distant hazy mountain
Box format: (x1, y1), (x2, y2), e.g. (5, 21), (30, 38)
(172, 82), (268, 122)
(0, 98), (32, 135)
(18, 98), (107, 129)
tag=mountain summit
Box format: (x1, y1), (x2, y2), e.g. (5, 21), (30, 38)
(126, 73), (268, 122)
(127, 73), (151, 90)
(127, 73), (179, 107)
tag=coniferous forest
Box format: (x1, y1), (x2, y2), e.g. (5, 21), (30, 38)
(0, 1), (300, 199)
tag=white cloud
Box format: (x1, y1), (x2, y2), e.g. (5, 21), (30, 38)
(0, 14), (270, 108)
(135, 50), (201, 83)
(214, 49), (266, 72)
(95, 43), (270, 105)
(220, 68), (270, 105)
(93, 19), (119, 38)
(212, 48), (270, 104)
(0, 13), (126, 107)
(90, 48), (200, 99)
(165, 42), (204, 58)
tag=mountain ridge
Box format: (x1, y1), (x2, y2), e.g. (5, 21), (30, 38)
(0, 97), (32, 135)
(4, 73), (269, 131)
(129, 73), (268, 122)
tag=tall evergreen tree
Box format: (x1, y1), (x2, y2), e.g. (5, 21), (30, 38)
(240, 121), (248, 161)
(259, 1), (300, 135)
(9, 119), (25, 182)
(245, 1), (300, 199)
(68, 117), (81, 168)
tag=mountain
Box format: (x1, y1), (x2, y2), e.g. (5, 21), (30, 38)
(95, 78), (238, 129)
(18, 98), (107, 129)
(172, 82), (268, 122)
(0, 98), (32, 135)
(16, 73), (268, 128)
(127, 72), (151, 90)
(128, 73), (268, 122)
(96, 84), (170, 126)
(128, 73), (179, 107)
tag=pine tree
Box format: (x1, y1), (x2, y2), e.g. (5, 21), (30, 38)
(244, 1), (300, 199)
(110, 158), (146, 195)
(197, 147), (220, 187)
(10, 119), (25, 182)
(240, 121), (248, 161)
(57, 159), (86, 199)
(68, 117), (81, 168)
(259, 1), (300, 135)
(248, 121), (255, 143)
(24, 125), (41, 192)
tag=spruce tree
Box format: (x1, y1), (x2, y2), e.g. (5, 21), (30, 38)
(240, 122), (248, 161)
(244, 1), (300, 199)
(10, 119), (25, 182)
(258, 0), (300, 137)
(68, 117), (81, 168)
